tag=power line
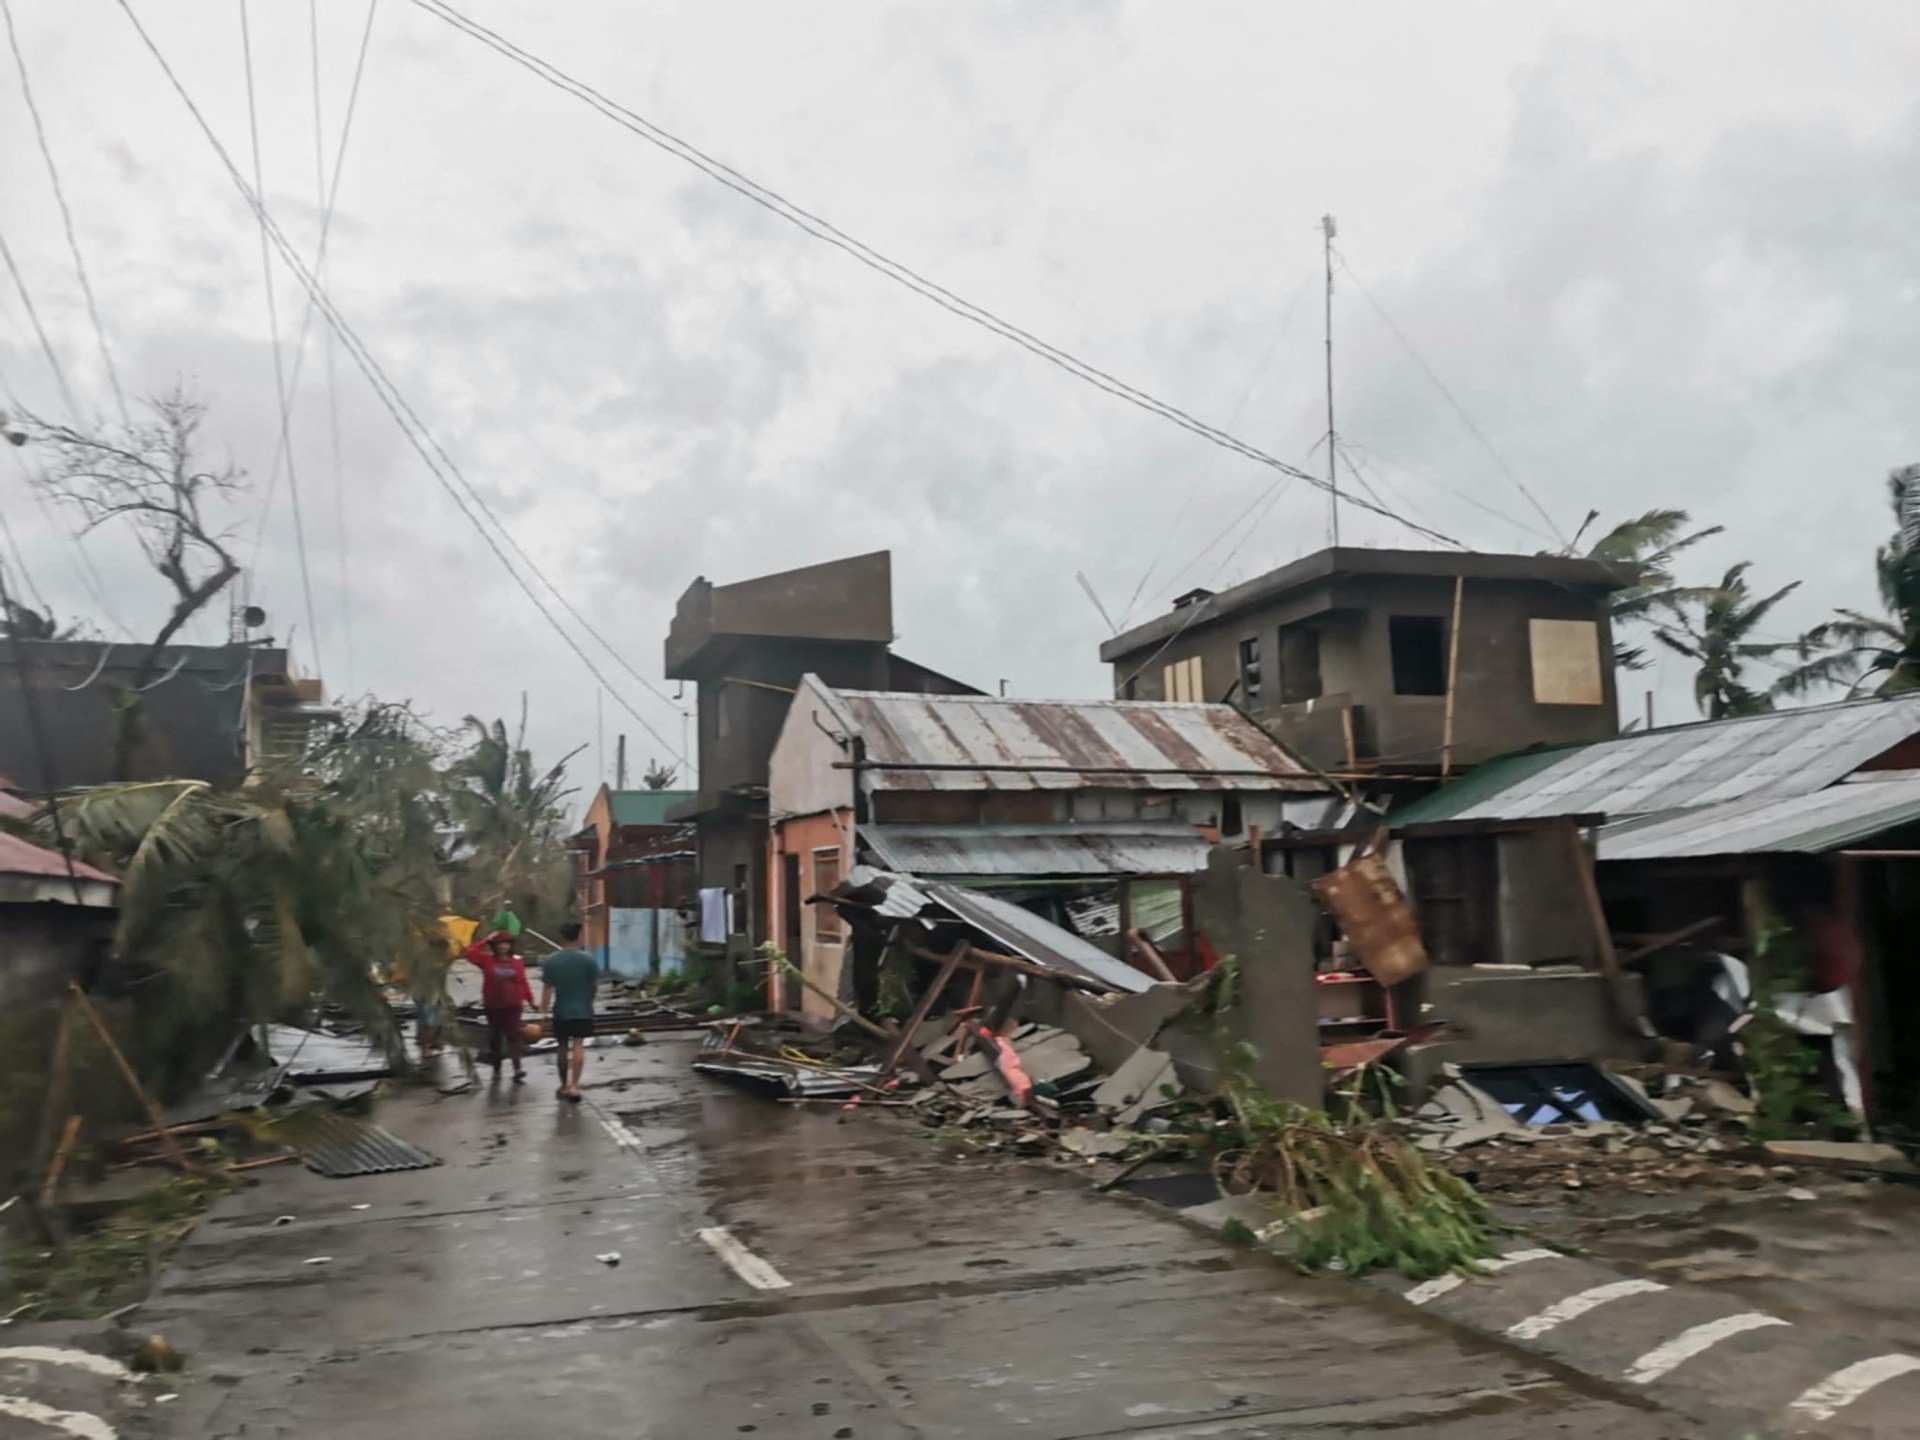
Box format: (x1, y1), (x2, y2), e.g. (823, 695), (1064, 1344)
(116, 0), (688, 766)
(0, 223), (78, 418)
(1333, 249), (1567, 547)
(244, 0), (376, 577)
(311, 0), (357, 693)
(0, 254), (134, 635)
(1341, 438), (1558, 547)
(1122, 269), (1318, 626)
(3, 0), (128, 426)
(411, 0), (1464, 552)
(239, 0), (325, 684)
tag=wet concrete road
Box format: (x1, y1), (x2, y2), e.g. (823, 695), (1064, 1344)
(111, 1036), (1711, 1440)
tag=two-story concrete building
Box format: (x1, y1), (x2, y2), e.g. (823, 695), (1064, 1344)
(664, 551), (978, 950)
(1099, 547), (1629, 775)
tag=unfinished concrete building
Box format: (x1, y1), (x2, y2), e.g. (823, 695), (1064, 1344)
(1099, 548), (1629, 775)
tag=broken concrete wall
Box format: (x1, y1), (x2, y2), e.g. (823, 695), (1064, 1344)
(1497, 829), (1599, 969)
(1423, 969), (1645, 1065)
(1192, 849), (1321, 1106)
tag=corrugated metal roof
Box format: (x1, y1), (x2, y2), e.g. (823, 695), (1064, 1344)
(831, 690), (1320, 793)
(606, 790), (697, 827)
(1599, 775), (1920, 860)
(273, 1109), (440, 1178)
(862, 822), (1209, 877)
(0, 830), (117, 885)
(846, 865), (1151, 993)
(1391, 695), (1920, 825)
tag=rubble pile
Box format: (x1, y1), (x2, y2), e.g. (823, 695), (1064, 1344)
(1408, 1066), (1806, 1202)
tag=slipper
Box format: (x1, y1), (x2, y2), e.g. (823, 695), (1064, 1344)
(563, 1091), (583, 1104)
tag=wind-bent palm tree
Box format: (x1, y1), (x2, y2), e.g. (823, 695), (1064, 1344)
(449, 704), (580, 928)
(1822, 469), (1920, 695)
(1568, 508), (1724, 670)
(1652, 563), (1848, 719)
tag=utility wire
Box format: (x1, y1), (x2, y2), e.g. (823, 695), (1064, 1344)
(311, 0), (356, 693)
(3, 0), (127, 426)
(1342, 438), (1558, 547)
(239, 0), (325, 683)
(116, 0), (688, 766)
(0, 246), (133, 635)
(245, 0), (376, 575)
(411, 0), (1464, 552)
(1333, 249), (1567, 547)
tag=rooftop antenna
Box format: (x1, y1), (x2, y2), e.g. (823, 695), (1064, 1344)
(1322, 214), (1339, 547)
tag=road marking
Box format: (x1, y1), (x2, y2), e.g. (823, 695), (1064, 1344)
(697, 1226), (791, 1291)
(0, 1394), (117, 1439)
(1788, 1353), (1920, 1423)
(0, 1347), (129, 1380)
(1508, 1278), (1667, 1341)
(598, 1116), (642, 1152)
(1405, 1248), (1562, 1306)
(1624, 1312), (1789, 1385)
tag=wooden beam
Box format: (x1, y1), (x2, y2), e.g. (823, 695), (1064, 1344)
(68, 983), (196, 1175)
(1440, 575), (1465, 777)
(882, 943), (966, 1077)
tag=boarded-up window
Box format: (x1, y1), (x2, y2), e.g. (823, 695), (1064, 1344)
(1162, 655), (1204, 703)
(812, 848), (843, 943)
(1529, 619), (1604, 705)
(1277, 624), (1322, 703)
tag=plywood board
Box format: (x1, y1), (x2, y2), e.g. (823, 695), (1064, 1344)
(1530, 618), (1604, 706)
(1311, 852), (1430, 986)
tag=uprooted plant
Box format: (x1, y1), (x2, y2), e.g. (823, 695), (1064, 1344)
(1207, 958), (1498, 1280)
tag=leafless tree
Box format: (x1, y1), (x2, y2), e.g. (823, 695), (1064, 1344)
(29, 387), (246, 776)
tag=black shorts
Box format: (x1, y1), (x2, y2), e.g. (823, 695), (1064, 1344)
(553, 1017), (595, 1041)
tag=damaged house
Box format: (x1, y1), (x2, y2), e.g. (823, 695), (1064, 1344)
(765, 679), (1334, 1024)
(1389, 692), (1920, 1125)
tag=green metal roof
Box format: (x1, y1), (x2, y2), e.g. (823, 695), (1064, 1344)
(1386, 747), (1579, 826)
(606, 790), (696, 828)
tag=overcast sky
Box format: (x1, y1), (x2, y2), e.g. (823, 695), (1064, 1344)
(4, 1), (1918, 795)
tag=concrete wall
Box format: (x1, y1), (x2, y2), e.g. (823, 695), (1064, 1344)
(769, 676), (857, 820)
(768, 810), (853, 1026)
(666, 551), (894, 678)
(1498, 829), (1598, 968)
(0, 904), (110, 1013)
(0, 641), (296, 789)
(1107, 573), (1619, 770)
(1422, 969), (1643, 1064)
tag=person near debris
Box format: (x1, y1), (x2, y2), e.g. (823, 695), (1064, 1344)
(541, 922), (599, 1102)
(465, 929), (534, 1082)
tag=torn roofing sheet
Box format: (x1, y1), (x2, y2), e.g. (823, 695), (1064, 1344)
(846, 865), (1152, 994)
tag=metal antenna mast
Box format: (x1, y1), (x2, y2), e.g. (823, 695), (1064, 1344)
(1322, 214), (1339, 546)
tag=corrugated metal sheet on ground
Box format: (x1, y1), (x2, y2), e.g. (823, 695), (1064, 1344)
(832, 690), (1321, 793)
(846, 865), (1151, 994)
(273, 1109), (441, 1178)
(1598, 775), (1920, 860)
(1391, 694), (1920, 825)
(264, 1025), (392, 1083)
(862, 822), (1210, 877)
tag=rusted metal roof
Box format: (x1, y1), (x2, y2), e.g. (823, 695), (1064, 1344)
(831, 690), (1319, 793)
(862, 822), (1209, 877)
(0, 831), (117, 886)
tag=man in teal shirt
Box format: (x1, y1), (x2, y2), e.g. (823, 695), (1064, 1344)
(541, 922), (599, 1102)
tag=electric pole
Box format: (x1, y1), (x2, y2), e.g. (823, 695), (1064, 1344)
(1323, 213), (1339, 547)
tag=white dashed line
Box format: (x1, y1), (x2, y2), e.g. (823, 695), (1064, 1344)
(0, 1394), (117, 1439)
(1624, 1312), (1790, 1385)
(697, 1226), (791, 1291)
(1508, 1278), (1667, 1342)
(597, 1116), (642, 1152)
(1788, 1353), (1920, 1423)
(1404, 1248), (1563, 1306)
(0, 1347), (129, 1380)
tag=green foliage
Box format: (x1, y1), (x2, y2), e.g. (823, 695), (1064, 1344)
(446, 702), (581, 936)
(1652, 562), (1850, 719)
(1745, 919), (1847, 1141)
(1, 1174), (232, 1322)
(1208, 957), (1496, 1280)
(1575, 508), (1724, 671)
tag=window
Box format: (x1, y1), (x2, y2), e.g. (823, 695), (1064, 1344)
(812, 848), (844, 943)
(1237, 637), (1262, 706)
(1529, 618), (1604, 705)
(1162, 655), (1204, 703)
(1389, 615), (1449, 696)
(1121, 673), (1139, 701)
(1277, 624), (1322, 704)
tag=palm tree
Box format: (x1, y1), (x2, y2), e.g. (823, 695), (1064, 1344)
(1568, 508), (1724, 670)
(448, 703), (580, 930)
(52, 707), (451, 1097)
(1652, 563), (1847, 719)
(1821, 469), (1920, 695)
